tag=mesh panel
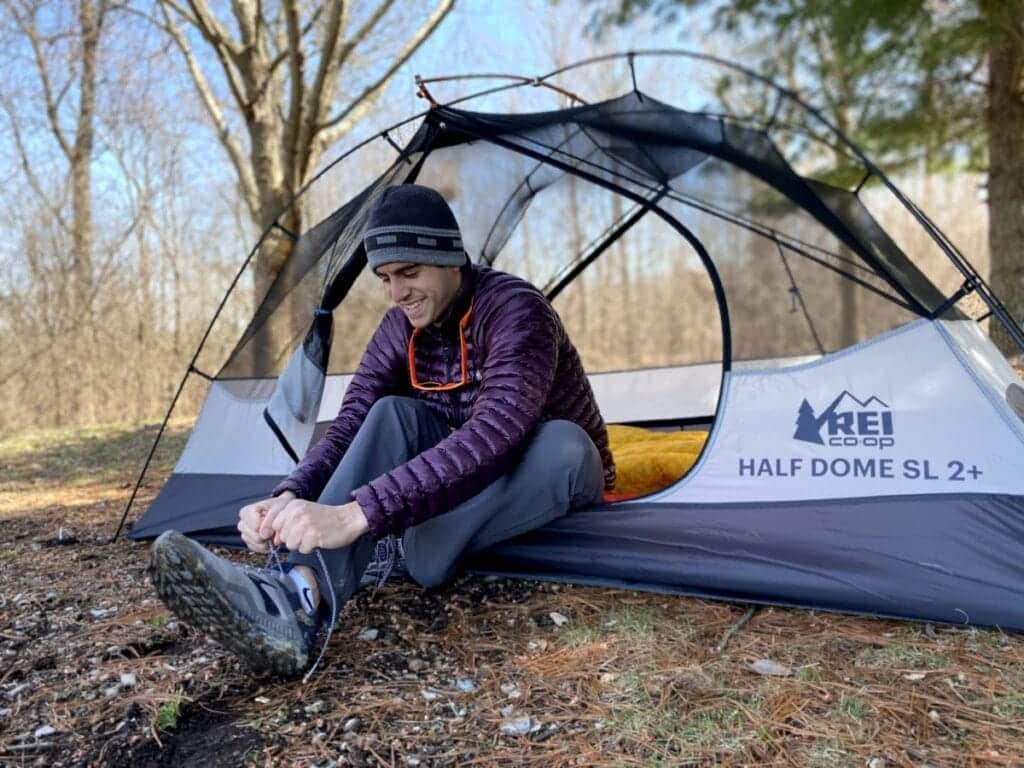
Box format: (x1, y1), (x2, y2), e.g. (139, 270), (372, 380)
(214, 84), (962, 383)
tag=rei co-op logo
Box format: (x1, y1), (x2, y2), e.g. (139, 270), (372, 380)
(794, 390), (895, 449)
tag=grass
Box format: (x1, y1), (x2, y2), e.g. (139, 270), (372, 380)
(613, 695), (763, 757)
(601, 604), (659, 636)
(838, 694), (872, 720)
(155, 689), (184, 730)
(875, 638), (948, 669)
(0, 550), (17, 561)
(0, 419), (190, 489)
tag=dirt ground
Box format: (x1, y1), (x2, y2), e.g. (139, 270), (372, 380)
(2, 422), (1024, 767)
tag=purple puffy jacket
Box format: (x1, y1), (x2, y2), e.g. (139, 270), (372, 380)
(273, 264), (615, 537)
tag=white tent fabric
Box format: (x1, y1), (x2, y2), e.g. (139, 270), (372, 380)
(641, 318), (1024, 504)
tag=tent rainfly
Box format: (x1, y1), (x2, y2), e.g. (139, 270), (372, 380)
(120, 51), (1024, 631)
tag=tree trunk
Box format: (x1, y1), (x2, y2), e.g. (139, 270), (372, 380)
(72, 0), (100, 317)
(986, 1), (1024, 357)
(838, 258), (863, 347)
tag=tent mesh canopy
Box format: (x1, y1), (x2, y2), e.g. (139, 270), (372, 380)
(212, 56), (1009, 387)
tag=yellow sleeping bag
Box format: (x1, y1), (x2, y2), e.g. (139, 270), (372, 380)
(606, 424), (709, 500)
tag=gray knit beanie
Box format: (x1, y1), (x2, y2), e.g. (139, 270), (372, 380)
(363, 185), (466, 270)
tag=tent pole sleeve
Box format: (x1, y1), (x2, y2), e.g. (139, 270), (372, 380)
(110, 368), (196, 543)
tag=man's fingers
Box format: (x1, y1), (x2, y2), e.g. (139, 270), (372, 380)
(241, 533), (268, 554)
(260, 505), (287, 539)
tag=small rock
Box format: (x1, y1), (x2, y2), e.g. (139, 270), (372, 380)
(928, 709), (942, 723)
(455, 678), (477, 693)
(599, 672), (617, 684)
(527, 639), (549, 652)
(119, 673), (137, 688)
(500, 682), (521, 698)
(304, 700), (326, 715)
(89, 608), (116, 619)
(357, 628), (380, 642)
(408, 758), (421, 767)
(904, 672), (927, 681)
(868, 759), (885, 768)
(549, 612), (569, 627)
(34, 725), (56, 739)
(500, 705), (515, 717)
(254, 696), (271, 704)
(407, 659), (426, 672)
(499, 716), (533, 736)
(749, 659), (793, 677)
(420, 689), (442, 701)
(102, 686), (120, 698)
(343, 717), (361, 734)
(6, 683), (30, 699)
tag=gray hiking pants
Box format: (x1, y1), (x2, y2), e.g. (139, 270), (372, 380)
(289, 395), (604, 605)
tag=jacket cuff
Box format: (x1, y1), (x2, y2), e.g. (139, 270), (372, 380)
(353, 484), (389, 538)
(271, 478), (305, 499)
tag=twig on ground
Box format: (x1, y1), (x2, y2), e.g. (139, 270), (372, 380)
(714, 605), (757, 653)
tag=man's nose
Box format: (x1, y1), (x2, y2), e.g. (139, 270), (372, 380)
(389, 279), (408, 303)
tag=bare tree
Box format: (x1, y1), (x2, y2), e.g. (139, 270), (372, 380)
(1, 0), (108, 320)
(143, 0), (454, 366)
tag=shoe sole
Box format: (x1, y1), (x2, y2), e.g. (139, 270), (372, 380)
(149, 530), (308, 678)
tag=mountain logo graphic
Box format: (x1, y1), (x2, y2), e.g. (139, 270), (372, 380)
(794, 391), (895, 449)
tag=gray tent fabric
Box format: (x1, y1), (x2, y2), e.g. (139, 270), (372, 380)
(473, 493), (1024, 629)
(125, 57), (1024, 631)
(264, 309), (333, 462)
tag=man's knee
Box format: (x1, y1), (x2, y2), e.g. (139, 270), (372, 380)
(408, 558), (453, 590)
(532, 420), (600, 472)
(529, 420), (603, 503)
(362, 395), (419, 428)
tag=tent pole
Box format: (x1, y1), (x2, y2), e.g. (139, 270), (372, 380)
(546, 187), (667, 301)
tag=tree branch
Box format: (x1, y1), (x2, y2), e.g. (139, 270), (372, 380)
(303, 0), (346, 132)
(169, 0), (249, 111)
(0, 93), (70, 233)
(181, 0), (243, 59)
(156, 3), (260, 219)
(4, 0), (74, 159)
(283, 0), (304, 185)
(316, 0), (454, 147)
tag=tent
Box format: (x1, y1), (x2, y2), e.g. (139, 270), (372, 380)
(120, 51), (1024, 630)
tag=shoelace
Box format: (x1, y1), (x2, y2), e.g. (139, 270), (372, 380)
(265, 543), (338, 684)
(371, 535), (405, 596)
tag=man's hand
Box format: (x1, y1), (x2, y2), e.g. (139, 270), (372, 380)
(269, 499), (370, 555)
(237, 491), (295, 553)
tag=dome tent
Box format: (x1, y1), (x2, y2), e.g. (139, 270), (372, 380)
(119, 51), (1024, 630)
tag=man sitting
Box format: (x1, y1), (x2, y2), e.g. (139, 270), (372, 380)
(149, 184), (615, 677)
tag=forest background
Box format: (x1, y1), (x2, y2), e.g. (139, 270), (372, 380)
(0, 0), (1018, 432)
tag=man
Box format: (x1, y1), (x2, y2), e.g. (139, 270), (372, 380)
(149, 184), (615, 678)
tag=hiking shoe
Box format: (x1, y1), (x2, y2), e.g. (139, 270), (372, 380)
(149, 530), (321, 678)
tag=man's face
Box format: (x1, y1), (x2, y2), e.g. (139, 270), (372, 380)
(375, 262), (463, 328)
